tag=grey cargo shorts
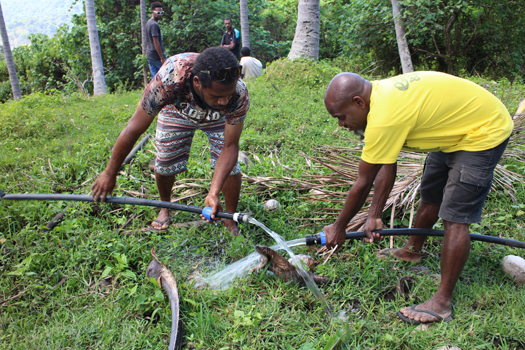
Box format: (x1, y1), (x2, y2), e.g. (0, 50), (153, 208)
(420, 138), (509, 224)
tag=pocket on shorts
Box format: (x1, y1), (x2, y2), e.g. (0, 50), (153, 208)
(459, 165), (492, 189)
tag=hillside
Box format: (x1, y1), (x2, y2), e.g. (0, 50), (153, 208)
(2, 0), (83, 47)
(1, 61), (525, 348)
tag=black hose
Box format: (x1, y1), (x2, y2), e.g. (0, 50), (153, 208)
(121, 133), (151, 168)
(0, 192), (244, 221)
(305, 228), (525, 249)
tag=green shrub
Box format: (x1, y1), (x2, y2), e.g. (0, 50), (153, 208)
(261, 58), (342, 88)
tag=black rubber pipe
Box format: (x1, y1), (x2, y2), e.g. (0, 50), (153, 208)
(0, 191), (251, 222)
(305, 228), (525, 249)
(121, 133), (151, 168)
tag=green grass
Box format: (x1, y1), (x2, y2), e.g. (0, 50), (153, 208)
(1, 60), (525, 349)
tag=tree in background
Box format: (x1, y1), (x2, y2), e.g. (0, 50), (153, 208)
(240, 0), (250, 48)
(140, 0), (148, 86)
(391, 0), (413, 73)
(392, 0), (525, 76)
(85, 0), (107, 95)
(326, 0), (525, 78)
(4, 0), (523, 100)
(288, 0), (320, 60)
(0, 0), (21, 100)
(0, 0), (296, 99)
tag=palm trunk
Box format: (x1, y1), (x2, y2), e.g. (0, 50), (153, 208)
(391, 0), (413, 73)
(85, 0), (108, 95)
(0, 1), (21, 100)
(240, 0), (250, 49)
(288, 0), (320, 61)
(140, 0), (148, 85)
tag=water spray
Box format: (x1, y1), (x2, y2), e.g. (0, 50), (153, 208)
(305, 228), (525, 249)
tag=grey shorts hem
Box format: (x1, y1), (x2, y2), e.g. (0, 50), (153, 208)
(438, 207), (481, 224)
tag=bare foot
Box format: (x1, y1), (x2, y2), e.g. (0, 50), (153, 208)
(223, 219), (240, 236)
(152, 208), (170, 230)
(377, 247), (422, 263)
(399, 298), (453, 324)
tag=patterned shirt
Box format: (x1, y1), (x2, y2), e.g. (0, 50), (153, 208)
(141, 52), (249, 125)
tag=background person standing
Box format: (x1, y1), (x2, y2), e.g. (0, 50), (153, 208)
(220, 17), (240, 60)
(239, 47), (263, 80)
(145, 1), (166, 78)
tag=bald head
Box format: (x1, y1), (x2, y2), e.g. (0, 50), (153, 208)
(324, 73), (371, 113)
(323, 73), (372, 136)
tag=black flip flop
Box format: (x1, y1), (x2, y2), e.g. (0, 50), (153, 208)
(397, 305), (454, 325)
(150, 217), (171, 233)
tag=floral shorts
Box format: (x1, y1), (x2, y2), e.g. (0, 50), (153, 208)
(155, 105), (241, 176)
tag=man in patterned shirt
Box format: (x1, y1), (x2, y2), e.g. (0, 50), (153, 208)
(91, 47), (249, 236)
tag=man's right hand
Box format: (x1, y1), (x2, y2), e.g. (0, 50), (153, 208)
(91, 170), (116, 202)
(322, 223), (346, 249)
(90, 105), (156, 202)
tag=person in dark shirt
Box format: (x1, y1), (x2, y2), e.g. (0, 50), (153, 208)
(220, 17), (240, 60)
(145, 1), (166, 78)
(91, 47), (249, 236)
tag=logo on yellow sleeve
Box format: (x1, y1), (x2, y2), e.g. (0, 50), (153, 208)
(392, 73), (421, 91)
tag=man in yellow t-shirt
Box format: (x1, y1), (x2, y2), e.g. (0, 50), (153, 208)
(322, 71), (513, 325)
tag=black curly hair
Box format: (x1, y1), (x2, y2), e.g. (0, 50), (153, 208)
(151, 1), (162, 10)
(192, 47), (239, 89)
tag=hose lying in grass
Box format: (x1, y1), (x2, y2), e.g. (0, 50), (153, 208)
(305, 228), (525, 249)
(146, 248), (183, 350)
(120, 133), (151, 169)
(0, 191), (252, 223)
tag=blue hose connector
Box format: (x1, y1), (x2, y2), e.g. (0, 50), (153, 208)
(202, 207), (213, 221)
(319, 231), (326, 246)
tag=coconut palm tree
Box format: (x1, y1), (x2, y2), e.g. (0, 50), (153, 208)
(240, 0), (250, 48)
(85, 0), (107, 95)
(288, 0), (320, 61)
(391, 0), (413, 73)
(0, 0), (21, 100)
(140, 0), (148, 85)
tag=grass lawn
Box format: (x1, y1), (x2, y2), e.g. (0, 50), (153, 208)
(1, 60), (525, 349)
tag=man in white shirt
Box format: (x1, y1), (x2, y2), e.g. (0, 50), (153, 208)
(239, 47), (263, 80)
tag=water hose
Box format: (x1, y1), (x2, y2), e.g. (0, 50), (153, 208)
(0, 190), (251, 223)
(305, 228), (525, 249)
(121, 133), (151, 169)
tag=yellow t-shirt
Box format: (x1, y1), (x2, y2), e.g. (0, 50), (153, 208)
(362, 71), (513, 164)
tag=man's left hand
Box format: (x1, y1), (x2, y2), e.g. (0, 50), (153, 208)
(363, 217), (384, 243)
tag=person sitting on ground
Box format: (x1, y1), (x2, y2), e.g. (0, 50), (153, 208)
(322, 71), (513, 325)
(91, 47), (249, 236)
(239, 47), (263, 80)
